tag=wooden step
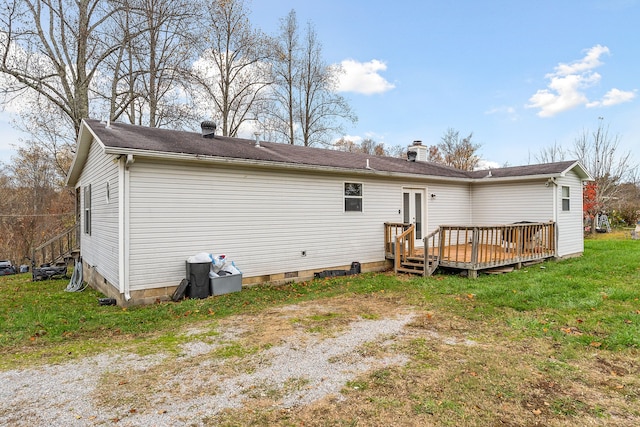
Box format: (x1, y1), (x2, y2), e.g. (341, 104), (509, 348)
(401, 261), (425, 268)
(396, 267), (425, 275)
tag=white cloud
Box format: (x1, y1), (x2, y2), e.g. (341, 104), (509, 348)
(336, 59), (395, 95)
(553, 45), (609, 76)
(338, 134), (363, 143)
(526, 45), (635, 117)
(485, 105), (519, 121)
(587, 88), (636, 107)
(475, 159), (501, 171)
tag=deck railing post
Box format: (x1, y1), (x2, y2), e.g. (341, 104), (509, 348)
(423, 236), (428, 277)
(394, 237), (400, 274)
(470, 227), (479, 269)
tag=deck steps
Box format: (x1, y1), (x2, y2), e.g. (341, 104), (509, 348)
(32, 224), (80, 268)
(397, 256), (439, 276)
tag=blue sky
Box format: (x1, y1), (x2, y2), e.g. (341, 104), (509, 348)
(2, 0), (639, 169)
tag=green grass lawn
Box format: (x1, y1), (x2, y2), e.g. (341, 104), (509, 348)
(1, 232), (638, 425)
(0, 233), (638, 367)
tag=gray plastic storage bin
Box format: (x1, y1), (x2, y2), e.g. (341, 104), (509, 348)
(211, 274), (242, 296)
(186, 261), (211, 299)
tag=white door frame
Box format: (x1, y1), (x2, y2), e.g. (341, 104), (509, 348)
(402, 187), (426, 247)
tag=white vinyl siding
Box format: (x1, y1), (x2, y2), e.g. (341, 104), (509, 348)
(556, 173), (584, 257)
(425, 183), (472, 232)
(78, 139), (120, 288)
(126, 160), (404, 291)
(471, 181), (554, 224)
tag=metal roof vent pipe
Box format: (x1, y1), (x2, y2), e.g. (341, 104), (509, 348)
(200, 121), (217, 139)
(253, 132), (261, 148)
(407, 150), (417, 162)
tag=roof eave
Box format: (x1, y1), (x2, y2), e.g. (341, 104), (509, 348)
(66, 119), (106, 186)
(101, 147), (473, 183)
(471, 173), (559, 184)
(560, 161), (594, 181)
(471, 161), (594, 184)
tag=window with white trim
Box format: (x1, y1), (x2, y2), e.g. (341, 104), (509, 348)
(344, 182), (363, 212)
(561, 186), (570, 211)
(84, 184), (92, 235)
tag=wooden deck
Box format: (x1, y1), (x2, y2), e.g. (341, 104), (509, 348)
(385, 222), (556, 277)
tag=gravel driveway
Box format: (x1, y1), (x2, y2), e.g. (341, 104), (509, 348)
(0, 301), (416, 426)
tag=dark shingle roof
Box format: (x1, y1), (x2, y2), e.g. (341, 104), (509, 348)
(467, 160), (584, 179)
(77, 119), (590, 182)
(84, 119), (471, 179)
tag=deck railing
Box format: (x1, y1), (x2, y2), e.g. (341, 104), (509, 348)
(385, 221), (557, 277)
(435, 222), (556, 272)
(385, 223), (417, 273)
(423, 228), (440, 276)
(32, 223), (80, 267)
(384, 222), (411, 256)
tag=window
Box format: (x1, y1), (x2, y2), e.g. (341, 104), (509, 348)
(561, 186), (570, 211)
(344, 182), (362, 212)
(84, 184), (91, 235)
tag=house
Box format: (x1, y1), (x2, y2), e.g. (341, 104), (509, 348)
(66, 119), (592, 305)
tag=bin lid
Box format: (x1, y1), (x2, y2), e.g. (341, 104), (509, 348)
(172, 279), (189, 302)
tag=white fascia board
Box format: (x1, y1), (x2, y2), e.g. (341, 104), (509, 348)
(560, 161), (593, 181)
(66, 119), (108, 186)
(470, 173), (558, 184)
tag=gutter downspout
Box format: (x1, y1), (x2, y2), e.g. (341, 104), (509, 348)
(119, 155), (134, 301)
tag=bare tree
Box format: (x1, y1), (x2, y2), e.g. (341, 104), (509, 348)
(533, 141), (566, 164)
(11, 99), (76, 180)
(436, 128), (481, 170)
(427, 145), (443, 163)
(1, 141), (74, 263)
(191, 0), (272, 137)
(333, 137), (359, 153)
(572, 119), (638, 231)
(297, 21), (356, 147)
(0, 0), (123, 137)
(333, 137), (387, 156)
(267, 9), (299, 144)
(128, 0), (200, 127)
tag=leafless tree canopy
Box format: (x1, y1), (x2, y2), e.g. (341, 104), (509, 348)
(1, 0), (359, 157)
(573, 120), (638, 215)
(188, 0), (273, 137)
(428, 128), (481, 171)
(333, 137), (391, 156)
(264, 11), (356, 146)
(296, 22), (356, 147)
(532, 141), (566, 164)
(103, 0), (202, 128)
(0, 0), (123, 136)
(0, 141), (74, 264)
(0, 0), (363, 253)
(534, 119), (640, 227)
(264, 9), (299, 145)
